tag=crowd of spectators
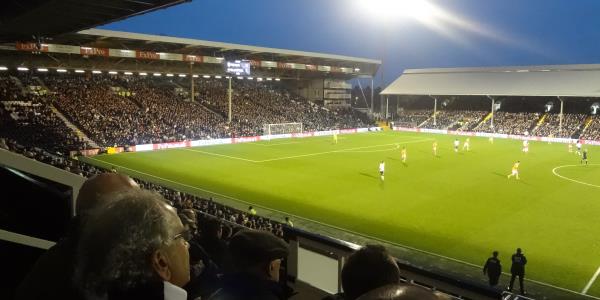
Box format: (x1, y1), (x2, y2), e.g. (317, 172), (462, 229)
(196, 79), (373, 135)
(533, 113), (587, 138)
(1, 74), (88, 154)
(417, 110), (486, 130)
(581, 115), (600, 140)
(5, 73), (373, 148)
(473, 112), (539, 135)
(394, 109), (431, 127)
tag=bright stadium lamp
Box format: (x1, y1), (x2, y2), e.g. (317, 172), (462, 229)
(75, 70), (85, 73)
(17, 67), (29, 71)
(124, 71), (133, 75)
(357, 0), (438, 23)
(0, 66), (7, 71)
(139, 72), (148, 76)
(37, 68), (48, 72)
(56, 69), (67, 73)
(166, 73), (174, 77)
(215, 75), (222, 79)
(591, 102), (600, 115)
(108, 71), (117, 74)
(92, 70), (102, 74)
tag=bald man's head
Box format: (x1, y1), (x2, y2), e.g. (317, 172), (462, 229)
(76, 173), (139, 216)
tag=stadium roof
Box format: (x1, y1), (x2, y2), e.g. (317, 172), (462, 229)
(381, 64), (600, 97)
(0, 0), (189, 42)
(50, 29), (380, 75)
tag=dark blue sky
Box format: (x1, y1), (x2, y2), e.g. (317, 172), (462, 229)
(102, 0), (600, 87)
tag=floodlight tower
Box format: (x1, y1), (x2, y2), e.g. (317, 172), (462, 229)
(487, 95), (495, 129)
(557, 96), (564, 134)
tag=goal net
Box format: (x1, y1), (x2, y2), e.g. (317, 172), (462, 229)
(264, 122), (303, 139)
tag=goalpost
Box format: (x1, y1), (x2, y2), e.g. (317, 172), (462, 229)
(264, 122), (303, 140)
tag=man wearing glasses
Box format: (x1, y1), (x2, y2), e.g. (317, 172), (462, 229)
(76, 189), (191, 300)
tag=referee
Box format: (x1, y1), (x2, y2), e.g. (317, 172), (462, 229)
(581, 149), (589, 165)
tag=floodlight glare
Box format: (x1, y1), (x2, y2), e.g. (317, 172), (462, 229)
(0, 66), (7, 71)
(166, 73), (174, 77)
(108, 71), (118, 74)
(56, 69), (68, 73)
(139, 72), (148, 76)
(92, 70), (102, 74)
(75, 70), (85, 73)
(17, 67), (29, 71)
(591, 102), (600, 115)
(178, 74), (186, 77)
(37, 68), (48, 72)
(124, 72), (133, 75)
(357, 0), (438, 23)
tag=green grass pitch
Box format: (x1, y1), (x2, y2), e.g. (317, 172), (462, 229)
(83, 131), (600, 296)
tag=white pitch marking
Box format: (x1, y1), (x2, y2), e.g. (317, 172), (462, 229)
(250, 141), (302, 147)
(583, 266), (600, 294)
(257, 138), (433, 162)
(552, 164), (600, 189)
(181, 148), (259, 162)
(84, 156), (600, 299)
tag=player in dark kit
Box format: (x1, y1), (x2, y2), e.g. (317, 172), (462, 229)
(508, 248), (527, 295)
(483, 251), (502, 286)
(581, 149), (588, 165)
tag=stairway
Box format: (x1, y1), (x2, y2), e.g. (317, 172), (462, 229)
(475, 112), (493, 129)
(530, 113), (547, 134)
(49, 104), (100, 149)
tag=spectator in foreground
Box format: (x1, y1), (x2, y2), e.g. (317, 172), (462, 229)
(483, 251), (502, 287)
(208, 229), (290, 300)
(76, 189), (190, 299)
(341, 244), (401, 300)
(15, 173), (139, 300)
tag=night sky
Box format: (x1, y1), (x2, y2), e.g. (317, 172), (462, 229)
(101, 0), (600, 87)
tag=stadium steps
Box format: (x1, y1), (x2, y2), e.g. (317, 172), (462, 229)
(530, 113), (547, 134)
(48, 104), (100, 149)
(580, 116), (594, 135)
(9, 76), (27, 98)
(32, 77), (49, 91)
(475, 112), (493, 129)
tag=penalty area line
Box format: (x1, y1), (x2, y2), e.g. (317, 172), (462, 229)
(583, 266), (600, 294)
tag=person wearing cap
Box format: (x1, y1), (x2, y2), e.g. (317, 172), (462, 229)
(208, 229), (291, 300)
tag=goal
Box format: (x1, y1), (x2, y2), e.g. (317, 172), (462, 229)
(264, 122), (303, 138)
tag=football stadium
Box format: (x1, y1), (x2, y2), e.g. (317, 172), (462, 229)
(2, 1), (600, 300)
